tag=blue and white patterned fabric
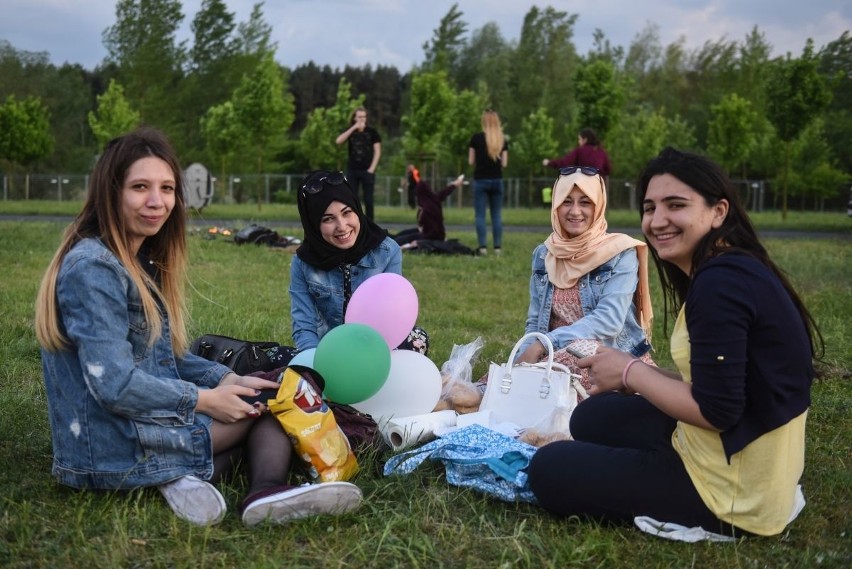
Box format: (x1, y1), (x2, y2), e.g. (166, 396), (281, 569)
(383, 424), (538, 502)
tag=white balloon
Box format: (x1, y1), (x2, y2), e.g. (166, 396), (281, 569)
(352, 350), (441, 423)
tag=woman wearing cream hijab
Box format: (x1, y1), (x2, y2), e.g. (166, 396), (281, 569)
(514, 166), (654, 391)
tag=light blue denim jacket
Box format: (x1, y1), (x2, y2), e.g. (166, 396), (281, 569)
(517, 243), (651, 358)
(289, 236), (402, 350)
(41, 238), (232, 490)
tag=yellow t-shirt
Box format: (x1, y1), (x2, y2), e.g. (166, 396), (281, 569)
(670, 306), (807, 536)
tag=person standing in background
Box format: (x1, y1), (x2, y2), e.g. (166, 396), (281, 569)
(543, 128), (611, 179)
(336, 107), (382, 220)
(468, 109), (509, 256)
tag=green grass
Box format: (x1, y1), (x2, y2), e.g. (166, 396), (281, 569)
(2, 199), (851, 233)
(1, 220), (850, 568)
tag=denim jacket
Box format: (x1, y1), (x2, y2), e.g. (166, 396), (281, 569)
(517, 243), (651, 358)
(289, 236), (402, 350)
(41, 238), (232, 490)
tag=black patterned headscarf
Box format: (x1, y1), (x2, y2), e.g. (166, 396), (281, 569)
(295, 170), (387, 270)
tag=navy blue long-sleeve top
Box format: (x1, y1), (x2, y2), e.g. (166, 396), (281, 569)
(685, 253), (813, 460)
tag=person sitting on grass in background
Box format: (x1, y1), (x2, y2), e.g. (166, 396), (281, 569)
(290, 170), (429, 354)
(528, 148), (822, 538)
(34, 128), (362, 527)
(393, 174), (464, 249)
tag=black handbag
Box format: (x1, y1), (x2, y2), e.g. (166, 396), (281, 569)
(190, 334), (288, 375)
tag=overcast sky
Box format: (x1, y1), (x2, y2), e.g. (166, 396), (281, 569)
(2, 0), (850, 70)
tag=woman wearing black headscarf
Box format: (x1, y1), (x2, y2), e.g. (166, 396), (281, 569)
(289, 171), (428, 354)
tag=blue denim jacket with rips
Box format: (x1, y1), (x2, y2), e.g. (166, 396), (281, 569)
(41, 238), (232, 490)
(516, 243), (651, 358)
(289, 236), (402, 351)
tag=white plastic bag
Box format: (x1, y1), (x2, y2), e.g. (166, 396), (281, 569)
(433, 337), (485, 413)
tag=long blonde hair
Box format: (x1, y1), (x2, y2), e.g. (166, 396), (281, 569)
(481, 110), (505, 161)
(35, 128), (191, 355)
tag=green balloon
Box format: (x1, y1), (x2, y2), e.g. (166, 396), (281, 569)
(314, 323), (391, 404)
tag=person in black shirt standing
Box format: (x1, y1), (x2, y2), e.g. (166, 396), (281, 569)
(336, 107), (382, 220)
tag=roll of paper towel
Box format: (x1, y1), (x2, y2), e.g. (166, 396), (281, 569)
(381, 410), (458, 451)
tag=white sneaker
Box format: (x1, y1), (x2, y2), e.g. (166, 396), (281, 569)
(240, 482), (363, 527)
(157, 475), (227, 526)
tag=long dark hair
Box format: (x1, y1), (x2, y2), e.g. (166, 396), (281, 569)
(637, 147), (823, 357)
(579, 128), (599, 146)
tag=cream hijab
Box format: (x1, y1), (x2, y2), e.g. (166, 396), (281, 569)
(544, 171), (653, 339)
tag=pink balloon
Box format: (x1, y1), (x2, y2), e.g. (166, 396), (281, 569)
(345, 273), (418, 349)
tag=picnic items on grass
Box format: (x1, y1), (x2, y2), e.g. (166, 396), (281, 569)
(268, 366), (359, 483)
(384, 424), (538, 502)
(480, 333), (584, 432)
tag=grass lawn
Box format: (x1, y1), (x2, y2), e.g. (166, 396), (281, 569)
(0, 215), (849, 568)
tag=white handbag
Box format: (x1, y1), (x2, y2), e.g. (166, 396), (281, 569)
(480, 332), (585, 429)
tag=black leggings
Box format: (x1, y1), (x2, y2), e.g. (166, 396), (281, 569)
(527, 392), (743, 536)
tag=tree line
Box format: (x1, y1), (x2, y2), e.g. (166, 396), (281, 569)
(0, 1), (849, 214)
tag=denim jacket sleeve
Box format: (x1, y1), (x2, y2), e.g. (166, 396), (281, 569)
(289, 255), (321, 351)
(57, 254), (202, 424)
(175, 352), (232, 388)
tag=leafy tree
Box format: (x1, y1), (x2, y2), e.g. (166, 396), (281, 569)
(586, 29), (624, 66)
(512, 6), (579, 147)
(440, 87), (487, 174)
(190, 0), (237, 74)
(0, 95), (54, 191)
(707, 93), (758, 177)
(235, 2), (276, 57)
(422, 3), (468, 78)
(511, 107), (558, 203)
(289, 62), (339, 131)
(299, 78), (364, 171)
(610, 110), (696, 188)
(200, 100), (246, 198)
(765, 41), (832, 218)
(736, 27), (773, 114)
(400, 71), (454, 168)
(818, 31), (852, 175)
(231, 53), (294, 200)
(88, 79), (140, 150)
(455, 23), (512, 110)
(103, 0), (186, 129)
(0, 42), (97, 170)
(784, 118), (847, 207)
(573, 59), (624, 140)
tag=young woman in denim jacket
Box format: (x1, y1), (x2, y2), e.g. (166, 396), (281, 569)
(35, 129), (362, 527)
(512, 167), (655, 392)
(290, 170), (428, 353)
(529, 149), (821, 537)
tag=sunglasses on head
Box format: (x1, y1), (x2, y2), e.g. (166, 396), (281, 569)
(299, 171), (347, 198)
(559, 166), (600, 176)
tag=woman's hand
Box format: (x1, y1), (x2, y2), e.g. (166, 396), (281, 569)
(219, 372), (280, 391)
(197, 373), (282, 422)
(576, 346), (634, 395)
(516, 340), (547, 364)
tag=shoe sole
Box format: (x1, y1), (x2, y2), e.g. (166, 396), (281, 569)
(242, 482), (363, 527)
(158, 476), (227, 526)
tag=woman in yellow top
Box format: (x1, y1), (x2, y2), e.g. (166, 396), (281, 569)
(528, 148), (822, 537)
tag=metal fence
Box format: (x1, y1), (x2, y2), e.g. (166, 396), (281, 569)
(3, 173), (848, 212)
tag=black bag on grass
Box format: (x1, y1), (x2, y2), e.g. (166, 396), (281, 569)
(411, 239), (475, 256)
(234, 224), (281, 245)
(190, 334), (293, 375)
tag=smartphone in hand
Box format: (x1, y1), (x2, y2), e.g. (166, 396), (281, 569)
(565, 339), (599, 359)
